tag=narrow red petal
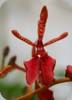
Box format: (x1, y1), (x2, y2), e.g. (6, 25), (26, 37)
(40, 55), (56, 86)
(44, 32), (68, 47)
(65, 65), (72, 78)
(24, 57), (40, 85)
(38, 6), (48, 39)
(40, 6), (48, 22)
(11, 30), (36, 46)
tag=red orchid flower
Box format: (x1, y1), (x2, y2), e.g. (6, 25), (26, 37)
(11, 6), (68, 86)
(65, 65), (72, 78)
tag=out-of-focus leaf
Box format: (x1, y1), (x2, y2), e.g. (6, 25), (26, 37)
(0, 79), (26, 100)
(30, 95), (38, 100)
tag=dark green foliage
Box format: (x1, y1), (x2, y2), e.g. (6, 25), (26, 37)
(0, 79), (38, 100)
(0, 79), (24, 100)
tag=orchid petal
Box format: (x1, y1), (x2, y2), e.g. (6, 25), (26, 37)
(24, 57), (40, 85)
(38, 89), (54, 100)
(40, 55), (56, 86)
(11, 30), (36, 47)
(38, 6), (48, 39)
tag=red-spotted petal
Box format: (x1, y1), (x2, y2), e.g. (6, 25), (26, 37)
(24, 57), (40, 85)
(38, 6), (48, 39)
(40, 55), (56, 86)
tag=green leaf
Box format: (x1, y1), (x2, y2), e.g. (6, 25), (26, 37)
(0, 79), (26, 100)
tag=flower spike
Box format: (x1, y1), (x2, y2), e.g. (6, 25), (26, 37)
(11, 30), (36, 47)
(38, 6), (48, 40)
(44, 32), (68, 47)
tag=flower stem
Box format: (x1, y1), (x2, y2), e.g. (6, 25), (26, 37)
(16, 77), (72, 100)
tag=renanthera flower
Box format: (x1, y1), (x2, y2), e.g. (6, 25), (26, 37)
(11, 6), (68, 86)
(0, 5), (69, 100)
